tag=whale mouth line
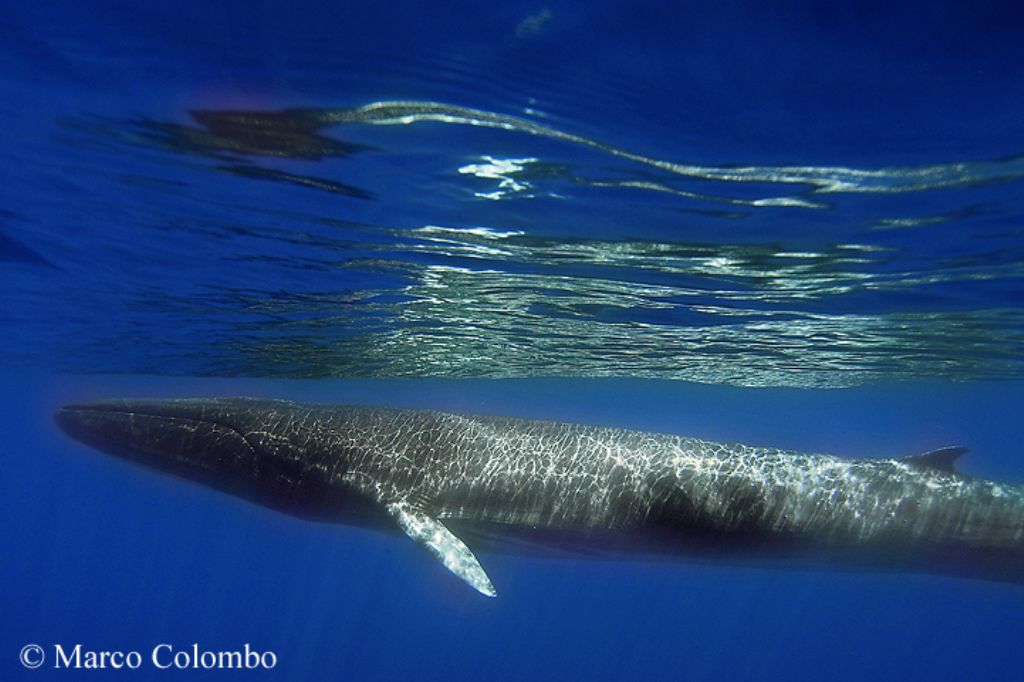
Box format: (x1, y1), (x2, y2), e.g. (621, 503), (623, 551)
(55, 402), (260, 460)
(59, 402), (171, 415)
(57, 401), (212, 423)
(57, 403), (210, 422)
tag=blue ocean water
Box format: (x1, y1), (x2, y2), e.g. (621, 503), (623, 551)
(3, 1), (1024, 680)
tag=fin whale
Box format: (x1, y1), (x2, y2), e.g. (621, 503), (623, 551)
(54, 398), (1024, 596)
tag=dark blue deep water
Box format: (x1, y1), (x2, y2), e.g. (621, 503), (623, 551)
(3, 1), (1024, 680)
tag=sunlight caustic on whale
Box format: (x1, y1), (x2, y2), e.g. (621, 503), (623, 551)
(55, 397), (1024, 596)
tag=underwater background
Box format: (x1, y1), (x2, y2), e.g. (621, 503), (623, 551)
(3, 1), (1024, 679)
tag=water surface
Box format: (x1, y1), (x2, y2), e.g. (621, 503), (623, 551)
(2, 2), (1024, 680)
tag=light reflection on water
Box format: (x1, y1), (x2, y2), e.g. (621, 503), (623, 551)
(4, 101), (1023, 386)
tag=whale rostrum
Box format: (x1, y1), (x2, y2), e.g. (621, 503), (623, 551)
(54, 398), (1024, 596)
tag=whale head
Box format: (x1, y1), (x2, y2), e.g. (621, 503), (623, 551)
(53, 398), (330, 513)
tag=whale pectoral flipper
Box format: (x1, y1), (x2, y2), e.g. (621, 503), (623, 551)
(385, 501), (497, 598)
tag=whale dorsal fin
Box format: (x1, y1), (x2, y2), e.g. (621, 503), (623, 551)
(903, 446), (969, 474)
(385, 501), (497, 597)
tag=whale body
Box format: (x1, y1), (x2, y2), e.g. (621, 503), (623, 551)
(54, 398), (1024, 596)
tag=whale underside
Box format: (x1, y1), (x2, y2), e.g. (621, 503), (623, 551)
(54, 398), (1024, 596)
